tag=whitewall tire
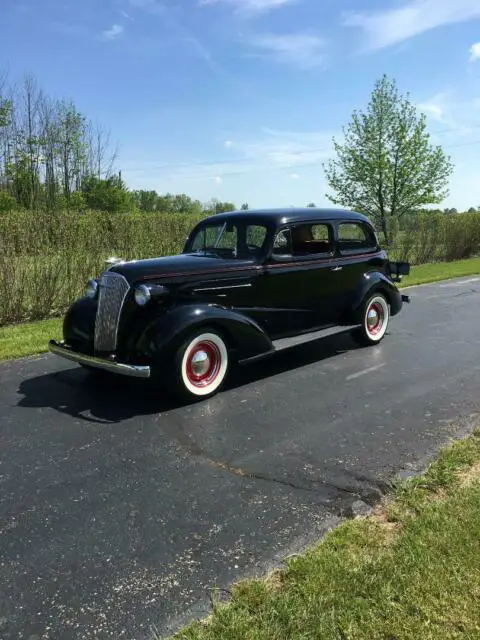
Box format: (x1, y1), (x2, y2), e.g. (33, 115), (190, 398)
(352, 293), (390, 346)
(174, 330), (229, 400)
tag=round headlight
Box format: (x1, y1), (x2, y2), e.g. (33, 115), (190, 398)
(85, 279), (98, 299)
(134, 284), (151, 306)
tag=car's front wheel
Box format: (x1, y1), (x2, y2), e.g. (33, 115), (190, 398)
(171, 329), (229, 402)
(351, 293), (390, 346)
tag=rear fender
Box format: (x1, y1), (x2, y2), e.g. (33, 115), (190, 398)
(347, 271), (403, 322)
(135, 304), (273, 363)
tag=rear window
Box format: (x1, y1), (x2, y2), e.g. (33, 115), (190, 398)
(337, 222), (377, 253)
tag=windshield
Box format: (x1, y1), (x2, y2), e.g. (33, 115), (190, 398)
(185, 221), (270, 260)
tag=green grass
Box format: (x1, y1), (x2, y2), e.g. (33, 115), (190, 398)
(0, 318), (62, 361)
(0, 256), (479, 362)
(169, 430), (480, 640)
(399, 256), (480, 287)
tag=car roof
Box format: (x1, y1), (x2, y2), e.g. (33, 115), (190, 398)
(201, 207), (371, 226)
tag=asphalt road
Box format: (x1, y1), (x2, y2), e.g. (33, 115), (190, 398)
(1, 276), (480, 640)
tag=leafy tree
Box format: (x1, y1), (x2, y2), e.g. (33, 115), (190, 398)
(156, 193), (203, 215)
(0, 99), (11, 128)
(324, 75), (454, 243)
(204, 198), (236, 215)
(57, 102), (88, 201)
(444, 207), (458, 215)
(467, 207), (477, 213)
(0, 190), (15, 212)
(6, 153), (41, 209)
(81, 174), (132, 212)
(307, 202), (316, 207)
(69, 190), (87, 212)
(132, 189), (159, 212)
(240, 202), (249, 210)
(0, 71), (119, 211)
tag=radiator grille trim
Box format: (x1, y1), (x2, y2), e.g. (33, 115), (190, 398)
(94, 272), (130, 353)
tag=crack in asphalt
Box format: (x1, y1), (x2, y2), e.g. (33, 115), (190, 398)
(452, 288), (478, 298)
(161, 420), (386, 509)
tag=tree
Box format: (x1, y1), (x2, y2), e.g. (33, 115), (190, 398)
(203, 198), (236, 215)
(156, 193), (203, 215)
(81, 174), (132, 212)
(467, 207), (477, 213)
(444, 207), (458, 215)
(240, 202), (249, 210)
(324, 75), (454, 243)
(132, 189), (159, 212)
(0, 70), (120, 210)
(0, 99), (10, 128)
(307, 202), (316, 207)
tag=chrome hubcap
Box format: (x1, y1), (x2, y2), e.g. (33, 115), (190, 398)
(190, 350), (210, 377)
(367, 308), (379, 327)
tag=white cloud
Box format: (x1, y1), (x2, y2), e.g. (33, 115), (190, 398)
(213, 176), (223, 183)
(224, 140), (234, 148)
(246, 33), (327, 69)
(469, 42), (480, 61)
(102, 24), (124, 41)
(343, 0), (480, 51)
(417, 93), (455, 126)
(417, 92), (480, 141)
(290, 172), (300, 179)
(121, 11), (133, 20)
(199, 0), (294, 17)
(123, 127), (335, 188)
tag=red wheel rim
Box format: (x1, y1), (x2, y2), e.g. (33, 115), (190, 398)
(366, 301), (384, 336)
(185, 341), (222, 388)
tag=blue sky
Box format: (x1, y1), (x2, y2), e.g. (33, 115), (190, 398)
(1, 0), (480, 209)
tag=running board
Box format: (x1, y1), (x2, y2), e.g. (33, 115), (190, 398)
(272, 324), (359, 352)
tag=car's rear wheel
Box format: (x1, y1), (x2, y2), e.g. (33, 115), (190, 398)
(351, 293), (390, 346)
(171, 329), (229, 402)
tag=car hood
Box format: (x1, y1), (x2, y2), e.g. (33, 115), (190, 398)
(108, 253), (256, 284)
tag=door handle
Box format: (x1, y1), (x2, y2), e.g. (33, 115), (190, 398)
(331, 266), (343, 272)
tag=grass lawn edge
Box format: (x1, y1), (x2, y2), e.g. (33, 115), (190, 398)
(166, 421), (480, 639)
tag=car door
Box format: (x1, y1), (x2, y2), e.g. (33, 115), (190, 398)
(188, 221), (269, 320)
(257, 220), (344, 338)
(333, 220), (383, 314)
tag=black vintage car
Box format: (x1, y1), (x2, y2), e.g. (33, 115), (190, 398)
(49, 208), (410, 401)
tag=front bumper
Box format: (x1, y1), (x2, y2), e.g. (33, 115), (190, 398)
(48, 341), (151, 378)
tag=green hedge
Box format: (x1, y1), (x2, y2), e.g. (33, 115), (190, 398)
(388, 213), (480, 264)
(0, 209), (204, 325)
(1, 210), (479, 326)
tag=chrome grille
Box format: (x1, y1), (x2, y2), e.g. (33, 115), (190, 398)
(94, 272), (130, 352)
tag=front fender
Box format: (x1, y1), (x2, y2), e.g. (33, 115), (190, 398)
(348, 272), (403, 321)
(63, 296), (97, 350)
(135, 304), (273, 363)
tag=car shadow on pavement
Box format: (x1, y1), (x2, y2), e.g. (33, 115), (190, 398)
(17, 331), (360, 423)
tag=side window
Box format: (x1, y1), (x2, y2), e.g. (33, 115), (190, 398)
(272, 229), (292, 255)
(246, 225), (267, 249)
(291, 223), (333, 256)
(216, 226), (237, 251)
(337, 222), (376, 253)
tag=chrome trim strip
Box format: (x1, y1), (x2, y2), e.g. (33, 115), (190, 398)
(49, 341), (151, 378)
(194, 283), (252, 292)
